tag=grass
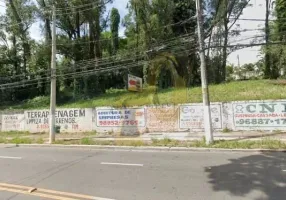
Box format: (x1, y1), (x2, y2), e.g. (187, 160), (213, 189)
(2, 80), (286, 110)
(0, 135), (285, 149)
(54, 138), (286, 149)
(80, 137), (95, 145)
(0, 131), (30, 137)
(222, 128), (232, 133)
(9, 137), (33, 144)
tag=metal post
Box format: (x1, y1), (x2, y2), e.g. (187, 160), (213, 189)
(49, 3), (56, 144)
(196, 0), (214, 144)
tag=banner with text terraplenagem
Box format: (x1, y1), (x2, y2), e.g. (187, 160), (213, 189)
(24, 108), (93, 133)
(233, 101), (286, 128)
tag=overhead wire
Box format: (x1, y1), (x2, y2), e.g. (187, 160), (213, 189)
(54, 0), (113, 11)
(0, 37), (195, 88)
(0, 32), (194, 81)
(2, 1), (286, 89)
(0, 46), (198, 90)
(3, 29), (286, 90)
(0, 38), (197, 90)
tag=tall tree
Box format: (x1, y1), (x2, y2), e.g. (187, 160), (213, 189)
(6, 0), (36, 77)
(264, 0), (271, 79)
(206, 0), (250, 83)
(110, 8), (120, 55)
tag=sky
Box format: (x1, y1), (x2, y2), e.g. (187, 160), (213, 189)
(0, 0), (267, 66)
(227, 0), (267, 66)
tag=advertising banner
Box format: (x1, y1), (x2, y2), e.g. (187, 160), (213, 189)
(146, 107), (179, 131)
(179, 104), (222, 129)
(1, 114), (25, 131)
(233, 101), (286, 127)
(96, 108), (146, 127)
(25, 108), (93, 132)
(128, 74), (142, 92)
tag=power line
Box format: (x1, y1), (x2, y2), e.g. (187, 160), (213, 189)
(0, 33), (193, 81)
(0, 47), (196, 90)
(0, 32), (281, 88)
(55, 0), (113, 12)
(55, 0), (113, 15)
(2, 30), (286, 89)
(0, 45), (196, 90)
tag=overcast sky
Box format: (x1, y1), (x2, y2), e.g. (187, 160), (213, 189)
(0, 0), (267, 66)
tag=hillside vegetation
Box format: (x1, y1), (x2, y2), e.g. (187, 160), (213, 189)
(2, 80), (286, 110)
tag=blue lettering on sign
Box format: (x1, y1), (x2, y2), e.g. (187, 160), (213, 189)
(98, 110), (133, 119)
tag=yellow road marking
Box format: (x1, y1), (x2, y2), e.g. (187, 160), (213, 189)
(0, 182), (116, 200)
(0, 186), (78, 200)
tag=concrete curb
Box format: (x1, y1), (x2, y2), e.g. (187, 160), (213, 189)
(1, 144), (286, 153)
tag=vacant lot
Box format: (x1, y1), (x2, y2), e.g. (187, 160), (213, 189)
(1, 80), (286, 110)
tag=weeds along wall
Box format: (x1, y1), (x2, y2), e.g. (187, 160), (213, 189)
(1, 100), (286, 134)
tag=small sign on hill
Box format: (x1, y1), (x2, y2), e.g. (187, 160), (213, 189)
(128, 74), (143, 92)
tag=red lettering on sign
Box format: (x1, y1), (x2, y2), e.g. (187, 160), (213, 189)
(129, 80), (136, 85)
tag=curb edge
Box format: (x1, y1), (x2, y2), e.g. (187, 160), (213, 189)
(1, 144), (286, 153)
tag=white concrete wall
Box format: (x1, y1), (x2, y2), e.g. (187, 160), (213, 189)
(1, 114), (25, 131)
(1, 100), (286, 134)
(25, 108), (93, 133)
(93, 107), (146, 135)
(230, 100), (286, 131)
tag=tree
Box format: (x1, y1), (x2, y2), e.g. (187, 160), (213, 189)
(110, 8), (120, 55)
(263, 0), (285, 79)
(206, 0), (250, 83)
(0, 0), (254, 106)
(264, 0), (271, 79)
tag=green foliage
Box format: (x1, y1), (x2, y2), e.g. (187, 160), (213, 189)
(3, 80), (286, 110)
(10, 137), (33, 144)
(36, 137), (45, 144)
(80, 137), (95, 145)
(276, 0), (286, 35)
(262, 0), (286, 79)
(222, 128), (232, 133)
(0, 0), (263, 109)
(110, 8), (120, 54)
(0, 131), (30, 137)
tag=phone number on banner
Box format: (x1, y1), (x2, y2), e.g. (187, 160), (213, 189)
(236, 118), (286, 126)
(99, 120), (139, 126)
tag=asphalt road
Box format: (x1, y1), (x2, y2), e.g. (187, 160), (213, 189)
(0, 146), (285, 200)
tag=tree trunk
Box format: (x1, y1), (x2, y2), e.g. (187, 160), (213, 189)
(12, 35), (18, 75)
(221, 0), (229, 83)
(76, 10), (81, 38)
(221, 19), (228, 82)
(89, 21), (95, 59)
(94, 10), (102, 61)
(8, 0), (30, 76)
(41, 0), (52, 41)
(265, 0), (271, 79)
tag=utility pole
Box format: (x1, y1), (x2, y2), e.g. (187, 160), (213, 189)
(237, 55), (240, 68)
(196, 0), (213, 144)
(49, 3), (56, 144)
